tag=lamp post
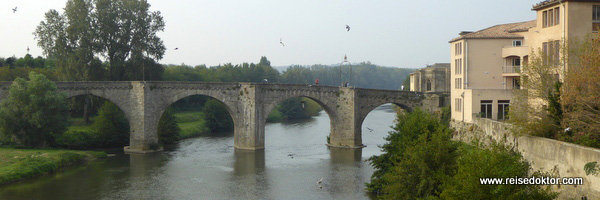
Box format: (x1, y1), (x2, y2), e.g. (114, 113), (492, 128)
(340, 54), (349, 86)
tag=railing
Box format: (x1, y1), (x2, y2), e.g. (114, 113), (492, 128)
(503, 66), (521, 74)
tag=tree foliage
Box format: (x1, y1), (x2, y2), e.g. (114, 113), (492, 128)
(508, 48), (562, 138)
(440, 143), (556, 200)
(0, 72), (69, 148)
(92, 101), (129, 147)
(561, 33), (600, 147)
(158, 107), (180, 144)
(34, 0), (165, 81)
(367, 108), (456, 197)
(202, 99), (233, 133)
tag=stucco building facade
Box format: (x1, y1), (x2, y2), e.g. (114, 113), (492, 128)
(450, 0), (600, 122)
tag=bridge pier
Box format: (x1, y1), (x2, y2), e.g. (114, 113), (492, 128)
(124, 82), (162, 154)
(234, 84), (265, 150)
(328, 88), (365, 148)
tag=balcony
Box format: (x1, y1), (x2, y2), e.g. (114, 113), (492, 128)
(502, 46), (529, 58)
(502, 66), (521, 76)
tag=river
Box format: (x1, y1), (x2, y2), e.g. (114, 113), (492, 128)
(0, 104), (397, 200)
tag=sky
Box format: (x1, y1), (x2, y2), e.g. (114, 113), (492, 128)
(0, 0), (538, 68)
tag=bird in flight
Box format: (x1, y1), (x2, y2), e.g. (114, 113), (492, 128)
(280, 38), (285, 47)
(27, 46), (29, 52)
(12, 6), (17, 13)
(174, 47), (179, 50)
(345, 25), (350, 32)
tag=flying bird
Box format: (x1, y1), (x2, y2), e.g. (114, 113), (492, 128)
(345, 25), (350, 32)
(366, 127), (373, 132)
(317, 177), (323, 184)
(26, 46), (30, 52)
(12, 6), (17, 13)
(280, 38), (285, 47)
(174, 47), (179, 50)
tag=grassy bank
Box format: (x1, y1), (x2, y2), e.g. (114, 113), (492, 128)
(174, 111), (210, 139)
(0, 147), (106, 185)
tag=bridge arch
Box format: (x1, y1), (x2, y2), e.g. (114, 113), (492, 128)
(65, 91), (133, 125)
(264, 95), (335, 123)
(157, 90), (240, 132)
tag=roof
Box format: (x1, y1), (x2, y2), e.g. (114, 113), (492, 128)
(426, 63), (450, 69)
(449, 20), (536, 43)
(532, 0), (600, 10)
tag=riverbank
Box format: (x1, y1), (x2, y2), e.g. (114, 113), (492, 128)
(0, 147), (106, 185)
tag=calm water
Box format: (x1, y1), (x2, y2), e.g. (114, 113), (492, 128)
(0, 104), (397, 200)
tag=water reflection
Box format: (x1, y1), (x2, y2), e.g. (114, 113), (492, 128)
(229, 149), (267, 199)
(0, 105), (398, 200)
(233, 149), (265, 176)
(326, 148), (365, 199)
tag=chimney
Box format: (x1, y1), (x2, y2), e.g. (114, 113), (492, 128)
(459, 31), (473, 36)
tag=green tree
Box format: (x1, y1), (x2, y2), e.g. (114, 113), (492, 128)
(94, 0), (166, 80)
(158, 107), (180, 144)
(0, 72), (69, 148)
(92, 101), (129, 147)
(379, 124), (458, 199)
(367, 108), (453, 196)
(34, 0), (165, 81)
(440, 143), (556, 200)
(202, 99), (233, 132)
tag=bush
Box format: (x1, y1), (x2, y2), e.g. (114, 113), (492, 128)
(0, 72), (68, 148)
(92, 102), (129, 147)
(440, 143), (556, 200)
(367, 107), (454, 196)
(158, 108), (180, 144)
(203, 99), (233, 132)
(55, 130), (98, 149)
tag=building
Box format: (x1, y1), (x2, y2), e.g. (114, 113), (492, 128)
(409, 63), (450, 93)
(450, 0), (600, 122)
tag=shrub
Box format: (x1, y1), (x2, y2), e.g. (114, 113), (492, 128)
(0, 72), (68, 148)
(158, 108), (180, 144)
(92, 102), (129, 147)
(203, 99), (233, 132)
(55, 130), (98, 149)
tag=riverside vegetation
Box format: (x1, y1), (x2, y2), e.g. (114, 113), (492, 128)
(367, 107), (556, 199)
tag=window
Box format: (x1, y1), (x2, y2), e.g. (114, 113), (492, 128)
(455, 58), (462, 74)
(455, 42), (462, 55)
(543, 11), (548, 28)
(455, 98), (462, 112)
(513, 40), (522, 47)
(455, 78), (462, 89)
(426, 79), (432, 91)
(498, 100), (510, 120)
(548, 10), (554, 26)
(594, 6), (600, 32)
(480, 100), (493, 119)
(512, 57), (521, 67)
(555, 7), (560, 25)
(554, 40), (560, 64)
(512, 78), (521, 89)
(543, 42), (548, 65)
(543, 7), (560, 28)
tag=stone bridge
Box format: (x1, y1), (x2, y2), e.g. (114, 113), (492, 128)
(0, 82), (446, 153)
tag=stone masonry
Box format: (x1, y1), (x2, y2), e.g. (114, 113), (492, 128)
(0, 82), (444, 153)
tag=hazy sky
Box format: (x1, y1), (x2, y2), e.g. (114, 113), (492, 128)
(1, 0), (537, 68)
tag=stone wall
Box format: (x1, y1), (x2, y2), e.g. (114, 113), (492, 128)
(451, 118), (600, 200)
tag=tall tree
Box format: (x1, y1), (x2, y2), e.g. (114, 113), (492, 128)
(94, 0), (166, 80)
(0, 72), (69, 148)
(34, 0), (165, 81)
